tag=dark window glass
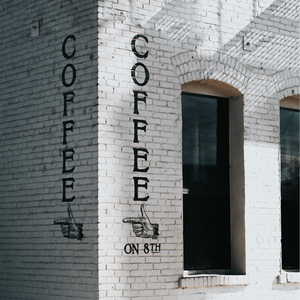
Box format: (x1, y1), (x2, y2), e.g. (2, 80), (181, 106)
(182, 92), (231, 270)
(280, 107), (300, 270)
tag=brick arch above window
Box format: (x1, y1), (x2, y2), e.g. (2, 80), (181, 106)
(182, 79), (243, 98)
(273, 69), (300, 100)
(170, 50), (251, 95)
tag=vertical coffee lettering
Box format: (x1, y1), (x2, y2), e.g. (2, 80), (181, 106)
(62, 178), (75, 202)
(63, 91), (75, 116)
(62, 149), (75, 173)
(61, 35), (76, 204)
(133, 119), (148, 143)
(62, 35), (76, 59)
(62, 120), (74, 145)
(133, 90), (147, 114)
(131, 62), (149, 86)
(62, 64), (76, 87)
(133, 148), (149, 172)
(131, 34), (149, 58)
(133, 177), (149, 201)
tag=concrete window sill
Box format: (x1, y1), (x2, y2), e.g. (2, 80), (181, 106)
(277, 272), (300, 284)
(179, 275), (250, 289)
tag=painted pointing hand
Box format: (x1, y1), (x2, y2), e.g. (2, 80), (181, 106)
(123, 205), (159, 239)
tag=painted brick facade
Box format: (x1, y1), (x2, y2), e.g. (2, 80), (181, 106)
(0, 0), (98, 299)
(0, 0), (299, 299)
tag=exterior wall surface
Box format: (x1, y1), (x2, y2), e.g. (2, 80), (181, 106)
(97, 0), (299, 299)
(0, 0), (299, 300)
(0, 0), (99, 299)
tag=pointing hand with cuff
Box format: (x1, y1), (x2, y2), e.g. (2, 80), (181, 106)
(123, 204), (159, 239)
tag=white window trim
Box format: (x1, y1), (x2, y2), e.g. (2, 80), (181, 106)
(279, 96), (299, 280)
(277, 272), (300, 284)
(179, 274), (250, 288)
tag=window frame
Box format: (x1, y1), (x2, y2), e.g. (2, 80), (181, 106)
(280, 102), (300, 271)
(181, 82), (246, 276)
(182, 92), (231, 272)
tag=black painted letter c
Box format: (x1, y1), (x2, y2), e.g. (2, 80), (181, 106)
(131, 34), (148, 59)
(62, 35), (76, 59)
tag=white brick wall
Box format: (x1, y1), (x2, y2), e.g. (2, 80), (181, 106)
(97, 0), (299, 299)
(1, 0), (299, 299)
(0, 0), (98, 299)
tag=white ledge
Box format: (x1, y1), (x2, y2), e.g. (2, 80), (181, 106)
(277, 272), (300, 284)
(179, 275), (249, 289)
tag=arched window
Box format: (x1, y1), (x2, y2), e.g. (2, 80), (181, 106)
(182, 80), (245, 274)
(280, 95), (299, 270)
